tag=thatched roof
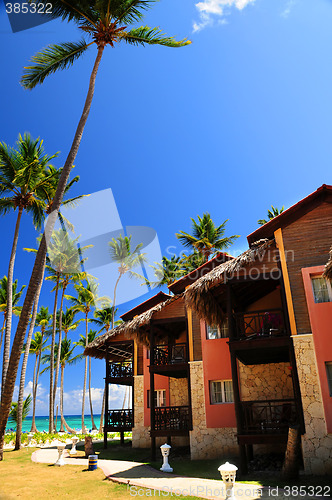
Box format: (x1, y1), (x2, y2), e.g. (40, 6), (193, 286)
(323, 246), (332, 282)
(184, 239), (274, 326)
(84, 294), (183, 360)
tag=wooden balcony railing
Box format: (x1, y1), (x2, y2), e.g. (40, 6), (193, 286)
(153, 406), (191, 431)
(107, 409), (133, 430)
(152, 344), (187, 366)
(234, 309), (287, 340)
(240, 399), (297, 435)
(109, 361), (133, 378)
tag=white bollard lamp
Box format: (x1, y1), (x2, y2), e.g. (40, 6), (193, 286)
(160, 443), (173, 473)
(70, 437), (79, 455)
(27, 433), (34, 447)
(218, 462), (238, 500)
(54, 442), (66, 466)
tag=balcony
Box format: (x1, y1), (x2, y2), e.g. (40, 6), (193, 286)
(150, 344), (188, 377)
(234, 309), (287, 340)
(106, 409), (133, 431)
(107, 361), (133, 385)
(151, 405), (191, 436)
(238, 399), (298, 444)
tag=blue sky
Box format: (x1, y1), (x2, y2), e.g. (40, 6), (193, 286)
(0, 0), (331, 416)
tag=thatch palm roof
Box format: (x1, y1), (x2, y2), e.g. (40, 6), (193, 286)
(84, 294), (183, 359)
(323, 246), (332, 282)
(184, 239), (274, 326)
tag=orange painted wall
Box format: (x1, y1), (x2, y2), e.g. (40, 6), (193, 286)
(302, 266), (332, 433)
(200, 320), (236, 428)
(143, 346), (170, 427)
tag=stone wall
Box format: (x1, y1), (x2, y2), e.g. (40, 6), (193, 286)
(169, 377), (189, 406)
(238, 362), (294, 401)
(189, 361), (238, 460)
(293, 335), (332, 474)
(132, 375), (150, 448)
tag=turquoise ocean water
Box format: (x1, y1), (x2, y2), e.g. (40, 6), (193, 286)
(6, 415), (102, 433)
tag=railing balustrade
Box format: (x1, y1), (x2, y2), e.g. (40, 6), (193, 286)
(152, 344), (187, 366)
(108, 361), (133, 378)
(107, 409), (133, 430)
(234, 309), (287, 340)
(240, 399), (297, 434)
(153, 406), (191, 431)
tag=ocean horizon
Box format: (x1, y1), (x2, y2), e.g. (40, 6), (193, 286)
(6, 414), (103, 433)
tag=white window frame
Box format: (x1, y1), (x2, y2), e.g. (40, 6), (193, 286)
(326, 362), (332, 397)
(147, 389), (166, 408)
(311, 276), (332, 303)
(210, 380), (234, 404)
(206, 320), (228, 339)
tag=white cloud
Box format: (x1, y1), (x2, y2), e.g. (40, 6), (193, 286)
(193, 0), (255, 32)
(281, 0), (297, 19)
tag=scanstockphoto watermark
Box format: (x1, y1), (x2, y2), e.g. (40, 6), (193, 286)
(3, 0), (54, 33)
(127, 484), (263, 497)
(44, 187), (163, 308)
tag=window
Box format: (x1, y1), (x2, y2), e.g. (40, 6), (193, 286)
(206, 319), (228, 339)
(210, 380), (234, 404)
(147, 389), (166, 408)
(311, 277), (332, 303)
(326, 363), (332, 396)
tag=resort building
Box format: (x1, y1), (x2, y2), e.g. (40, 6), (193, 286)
(85, 184), (332, 475)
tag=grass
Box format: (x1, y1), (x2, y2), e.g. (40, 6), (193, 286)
(0, 447), (204, 500)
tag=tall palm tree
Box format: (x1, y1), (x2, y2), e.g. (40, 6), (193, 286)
(146, 255), (185, 288)
(0, 2), (190, 460)
(91, 306), (118, 433)
(41, 339), (81, 433)
(0, 277), (25, 354)
(258, 205), (285, 226)
(109, 234), (146, 328)
(0, 133), (58, 393)
(0, 0), (191, 460)
(68, 280), (108, 432)
(29, 307), (52, 434)
(8, 395), (32, 430)
(75, 330), (98, 432)
(176, 213), (239, 262)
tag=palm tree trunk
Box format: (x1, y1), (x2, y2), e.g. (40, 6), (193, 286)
(15, 268), (44, 449)
(0, 45), (104, 461)
(98, 386), (106, 434)
(31, 351), (41, 434)
(81, 313), (89, 434)
(59, 364), (65, 432)
(2, 207), (23, 396)
(53, 283), (66, 421)
(112, 274), (122, 328)
(49, 275), (60, 433)
(88, 355), (97, 430)
(0, 315), (6, 353)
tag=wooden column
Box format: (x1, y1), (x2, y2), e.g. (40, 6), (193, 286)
(227, 283), (247, 475)
(104, 346), (109, 449)
(185, 312), (193, 431)
(149, 325), (156, 461)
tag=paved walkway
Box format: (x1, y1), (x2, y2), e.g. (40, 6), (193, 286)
(31, 446), (320, 500)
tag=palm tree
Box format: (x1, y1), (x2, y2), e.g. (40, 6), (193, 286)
(29, 307), (52, 434)
(91, 306), (118, 433)
(109, 234), (146, 328)
(8, 395), (32, 430)
(68, 280), (108, 432)
(0, 2), (190, 460)
(75, 330), (98, 432)
(41, 339), (81, 433)
(0, 133), (58, 393)
(58, 307), (80, 340)
(45, 231), (90, 432)
(180, 251), (205, 273)
(176, 213), (239, 261)
(0, 277), (25, 354)
(258, 205), (285, 226)
(146, 255), (184, 287)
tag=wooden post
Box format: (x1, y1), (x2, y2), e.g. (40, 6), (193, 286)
(149, 325), (156, 461)
(120, 431), (125, 446)
(104, 347), (109, 449)
(185, 312), (193, 431)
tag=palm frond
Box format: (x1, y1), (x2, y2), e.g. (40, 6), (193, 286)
(21, 40), (92, 89)
(121, 26), (191, 48)
(115, 0), (156, 24)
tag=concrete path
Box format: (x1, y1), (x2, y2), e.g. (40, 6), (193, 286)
(31, 447), (322, 500)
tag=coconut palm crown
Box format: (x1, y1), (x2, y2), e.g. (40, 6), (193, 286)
(21, 0), (191, 90)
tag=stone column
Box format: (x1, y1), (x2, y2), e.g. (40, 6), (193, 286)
(132, 375), (150, 448)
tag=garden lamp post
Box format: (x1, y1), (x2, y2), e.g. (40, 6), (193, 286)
(160, 443), (173, 473)
(27, 433), (34, 447)
(54, 442), (66, 466)
(218, 462), (238, 500)
(70, 436), (79, 455)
